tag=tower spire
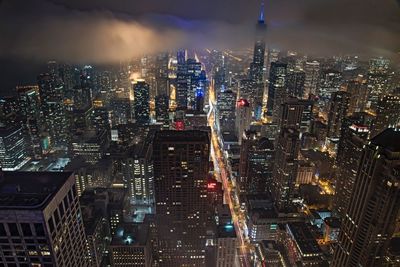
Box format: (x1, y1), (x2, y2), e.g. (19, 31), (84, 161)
(258, 0), (265, 23)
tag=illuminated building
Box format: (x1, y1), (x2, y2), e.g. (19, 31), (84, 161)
(155, 94), (169, 123)
(0, 125), (29, 171)
(16, 85), (42, 158)
(371, 94), (400, 137)
(332, 128), (400, 266)
(37, 73), (69, 148)
(217, 89), (237, 131)
(90, 107), (110, 133)
(235, 98), (251, 144)
(248, 1), (267, 113)
(322, 217), (341, 243)
(334, 122), (369, 218)
(215, 224), (238, 267)
(155, 53), (170, 96)
(122, 132), (154, 205)
(272, 127), (300, 211)
(239, 131), (274, 193)
(71, 129), (108, 164)
(267, 62), (287, 121)
(318, 69), (343, 105)
(304, 61), (320, 98)
(153, 130), (212, 266)
(0, 171), (90, 266)
(133, 80), (150, 125)
(176, 50), (188, 110)
(110, 223), (152, 267)
(367, 57), (391, 110)
(326, 91), (350, 140)
(295, 161), (315, 186)
(110, 98), (132, 126)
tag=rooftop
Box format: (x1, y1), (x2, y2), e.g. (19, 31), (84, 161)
(111, 223), (149, 246)
(217, 224), (237, 238)
(371, 128), (400, 153)
(287, 222), (322, 256)
(0, 171), (72, 210)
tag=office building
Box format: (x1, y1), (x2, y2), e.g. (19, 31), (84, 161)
(272, 128), (300, 211)
(332, 128), (400, 266)
(217, 89), (237, 131)
(235, 99), (252, 144)
(267, 62), (287, 121)
(215, 224), (238, 267)
(304, 61), (320, 98)
(0, 125), (29, 171)
(133, 80), (150, 125)
(371, 94), (400, 137)
(153, 130), (212, 266)
(0, 171), (90, 266)
(326, 91), (350, 139)
(286, 70), (306, 99)
(279, 97), (313, 133)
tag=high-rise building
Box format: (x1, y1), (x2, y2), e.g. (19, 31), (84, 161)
(267, 62), (287, 120)
(248, 1), (267, 111)
(176, 50), (188, 110)
(272, 128), (300, 211)
(279, 97), (313, 133)
(217, 89), (237, 131)
(153, 130), (212, 266)
(326, 91), (350, 139)
(286, 70), (306, 99)
(367, 57), (391, 110)
(155, 94), (170, 123)
(346, 78), (368, 114)
(239, 131), (274, 193)
(334, 120), (369, 218)
(133, 80), (150, 125)
(304, 61), (320, 98)
(37, 73), (69, 148)
(156, 53), (170, 96)
(16, 85), (42, 158)
(0, 125), (29, 171)
(332, 128), (400, 266)
(371, 94), (400, 137)
(235, 99), (252, 144)
(123, 133), (154, 205)
(0, 171), (90, 266)
(319, 69), (343, 103)
(215, 224), (238, 267)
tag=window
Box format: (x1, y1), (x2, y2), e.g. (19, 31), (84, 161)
(8, 223), (19, 236)
(21, 223), (32, 236)
(48, 218), (55, 233)
(59, 202), (65, 218)
(0, 224), (6, 236)
(34, 224), (45, 237)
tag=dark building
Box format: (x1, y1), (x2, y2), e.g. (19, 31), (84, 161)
(133, 80), (150, 125)
(267, 62), (287, 121)
(153, 130), (212, 266)
(334, 122), (369, 218)
(0, 171), (90, 266)
(239, 131), (275, 193)
(279, 97), (313, 133)
(155, 94), (169, 123)
(272, 128), (300, 211)
(217, 89), (237, 132)
(326, 91), (350, 139)
(286, 70), (306, 99)
(332, 128), (400, 266)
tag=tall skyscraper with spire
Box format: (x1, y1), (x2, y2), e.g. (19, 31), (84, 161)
(248, 1), (267, 118)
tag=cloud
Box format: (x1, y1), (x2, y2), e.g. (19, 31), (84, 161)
(0, 0), (399, 65)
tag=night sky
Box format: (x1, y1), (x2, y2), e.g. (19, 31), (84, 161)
(0, 0), (399, 94)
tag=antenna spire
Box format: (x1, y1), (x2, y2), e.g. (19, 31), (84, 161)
(259, 0), (265, 23)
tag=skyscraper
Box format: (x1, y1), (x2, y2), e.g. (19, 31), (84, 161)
(367, 57), (391, 110)
(0, 125), (29, 171)
(267, 62), (287, 121)
(153, 130), (212, 266)
(334, 121), (369, 218)
(304, 61), (320, 98)
(346, 78), (368, 114)
(217, 89), (237, 132)
(272, 128), (300, 211)
(133, 80), (150, 125)
(319, 69), (343, 104)
(235, 99), (252, 144)
(0, 171), (90, 266)
(332, 128), (400, 266)
(248, 1), (267, 112)
(155, 94), (170, 123)
(37, 73), (69, 148)
(176, 50), (188, 110)
(371, 94), (400, 137)
(279, 97), (313, 133)
(286, 70), (306, 99)
(326, 91), (350, 139)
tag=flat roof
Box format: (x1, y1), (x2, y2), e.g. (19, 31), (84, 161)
(0, 171), (72, 210)
(217, 224), (237, 238)
(287, 222), (322, 256)
(111, 223), (149, 246)
(371, 128), (400, 153)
